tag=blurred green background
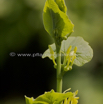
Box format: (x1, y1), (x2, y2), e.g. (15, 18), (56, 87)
(0, 0), (103, 104)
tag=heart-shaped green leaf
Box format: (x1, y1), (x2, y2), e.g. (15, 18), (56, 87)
(42, 36), (93, 66)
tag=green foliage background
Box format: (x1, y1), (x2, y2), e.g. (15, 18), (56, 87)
(0, 0), (103, 104)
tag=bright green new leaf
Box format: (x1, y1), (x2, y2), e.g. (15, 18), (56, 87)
(34, 89), (73, 104)
(43, 0), (74, 42)
(25, 96), (48, 104)
(42, 36), (93, 66)
(25, 96), (35, 104)
(25, 89), (73, 104)
(55, 0), (67, 13)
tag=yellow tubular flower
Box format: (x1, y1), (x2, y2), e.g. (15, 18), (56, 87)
(63, 90), (79, 104)
(66, 45), (72, 60)
(67, 98), (71, 104)
(74, 46), (77, 53)
(65, 56), (71, 70)
(64, 46), (77, 71)
(63, 88), (71, 93)
(70, 47), (77, 66)
(48, 45), (57, 65)
(64, 98), (67, 104)
(71, 97), (79, 104)
(71, 90), (79, 104)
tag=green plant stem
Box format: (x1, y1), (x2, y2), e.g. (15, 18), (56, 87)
(55, 43), (62, 93)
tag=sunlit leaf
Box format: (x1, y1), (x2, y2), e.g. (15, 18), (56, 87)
(43, 0), (74, 41)
(25, 90), (73, 104)
(25, 96), (35, 104)
(55, 0), (67, 13)
(42, 36), (93, 66)
(35, 90), (73, 104)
